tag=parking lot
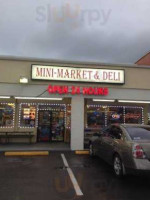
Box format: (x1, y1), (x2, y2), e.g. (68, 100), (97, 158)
(0, 152), (150, 200)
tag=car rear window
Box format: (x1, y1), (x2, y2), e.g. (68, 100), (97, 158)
(125, 127), (150, 140)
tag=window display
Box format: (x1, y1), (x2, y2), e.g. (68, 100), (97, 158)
(85, 105), (144, 148)
(86, 105), (143, 128)
(125, 107), (142, 124)
(64, 104), (71, 143)
(20, 104), (36, 127)
(84, 106), (106, 148)
(0, 103), (15, 127)
(107, 106), (124, 125)
(66, 104), (71, 129)
(86, 106), (105, 129)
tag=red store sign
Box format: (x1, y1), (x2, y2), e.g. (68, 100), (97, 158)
(47, 85), (109, 96)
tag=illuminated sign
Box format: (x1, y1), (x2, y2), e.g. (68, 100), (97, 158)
(125, 113), (141, 119)
(47, 85), (109, 96)
(32, 65), (124, 84)
(112, 113), (120, 119)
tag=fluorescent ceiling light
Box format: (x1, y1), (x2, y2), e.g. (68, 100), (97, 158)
(15, 97), (63, 100)
(0, 96), (11, 99)
(93, 99), (115, 102)
(19, 77), (28, 83)
(118, 100), (150, 104)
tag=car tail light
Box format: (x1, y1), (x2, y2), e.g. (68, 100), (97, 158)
(132, 144), (146, 159)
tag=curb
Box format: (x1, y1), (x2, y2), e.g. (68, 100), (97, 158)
(4, 151), (49, 156)
(75, 150), (89, 155)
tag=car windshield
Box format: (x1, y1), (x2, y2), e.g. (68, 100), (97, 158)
(125, 127), (150, 141)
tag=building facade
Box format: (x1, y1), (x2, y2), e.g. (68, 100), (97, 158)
(0, 57), (150, 150)
(136, 51), (150, 66)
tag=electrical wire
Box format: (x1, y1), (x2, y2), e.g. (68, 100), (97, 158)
(36, 89), (47, 97)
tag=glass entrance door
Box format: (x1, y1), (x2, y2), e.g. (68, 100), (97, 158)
(37, 110), (52, 142)
(37, 109), (65, 142)
(51, 110), (65, 142)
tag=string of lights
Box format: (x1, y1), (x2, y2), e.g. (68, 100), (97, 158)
(18, 103), (71, 129)
(87, 104), (144, 126)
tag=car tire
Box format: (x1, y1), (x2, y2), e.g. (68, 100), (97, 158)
(113, 154), (123, 177)
(89, 143), (95, 157)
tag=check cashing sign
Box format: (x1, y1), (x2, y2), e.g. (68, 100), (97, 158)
(31, 65), (125, 84)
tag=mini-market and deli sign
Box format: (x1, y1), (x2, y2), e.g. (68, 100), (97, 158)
(32, 65), (125, 84)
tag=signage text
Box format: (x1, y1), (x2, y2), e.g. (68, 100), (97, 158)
(32, 65), (124, 84)
(47, 85), (109, 96)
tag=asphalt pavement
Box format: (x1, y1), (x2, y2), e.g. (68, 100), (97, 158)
(0, 151), (150, 200)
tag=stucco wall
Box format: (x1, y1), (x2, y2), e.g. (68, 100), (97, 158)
(1, 58), (150, 90)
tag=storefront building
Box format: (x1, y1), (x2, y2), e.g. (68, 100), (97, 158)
(0, 57), (150, 150)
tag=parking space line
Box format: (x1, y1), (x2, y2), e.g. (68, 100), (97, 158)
(61, 153), (83, 196)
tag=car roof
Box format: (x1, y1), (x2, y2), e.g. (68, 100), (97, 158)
(120, 124), (150, 128)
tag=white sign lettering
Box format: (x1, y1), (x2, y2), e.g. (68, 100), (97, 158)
(31, 65), (124, 84)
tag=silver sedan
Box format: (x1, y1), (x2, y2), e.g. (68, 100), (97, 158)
(89, 124), (150, 177)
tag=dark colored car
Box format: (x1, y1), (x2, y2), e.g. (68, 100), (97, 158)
(89, 124), (150, 177)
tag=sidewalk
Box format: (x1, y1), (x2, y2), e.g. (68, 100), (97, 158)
(0, 142), (70, 152)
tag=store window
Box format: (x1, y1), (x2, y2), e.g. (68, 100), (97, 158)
(84, 105), (105, 148)
(66, 104), (71, 129)
(86, 105), (143, 128)
(86, 105), (106, 129)
(19, 104), (36, 128)
(65, 104), (71, 143)
(107, 106), (124, 125)
(0, 103), (15, 127)
(125, 107), (143, 124)
(85, 104), (144, 149)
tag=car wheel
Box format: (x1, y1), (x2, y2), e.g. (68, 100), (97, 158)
(89, 143), (95, 156)
(113, 155), (123, 177)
